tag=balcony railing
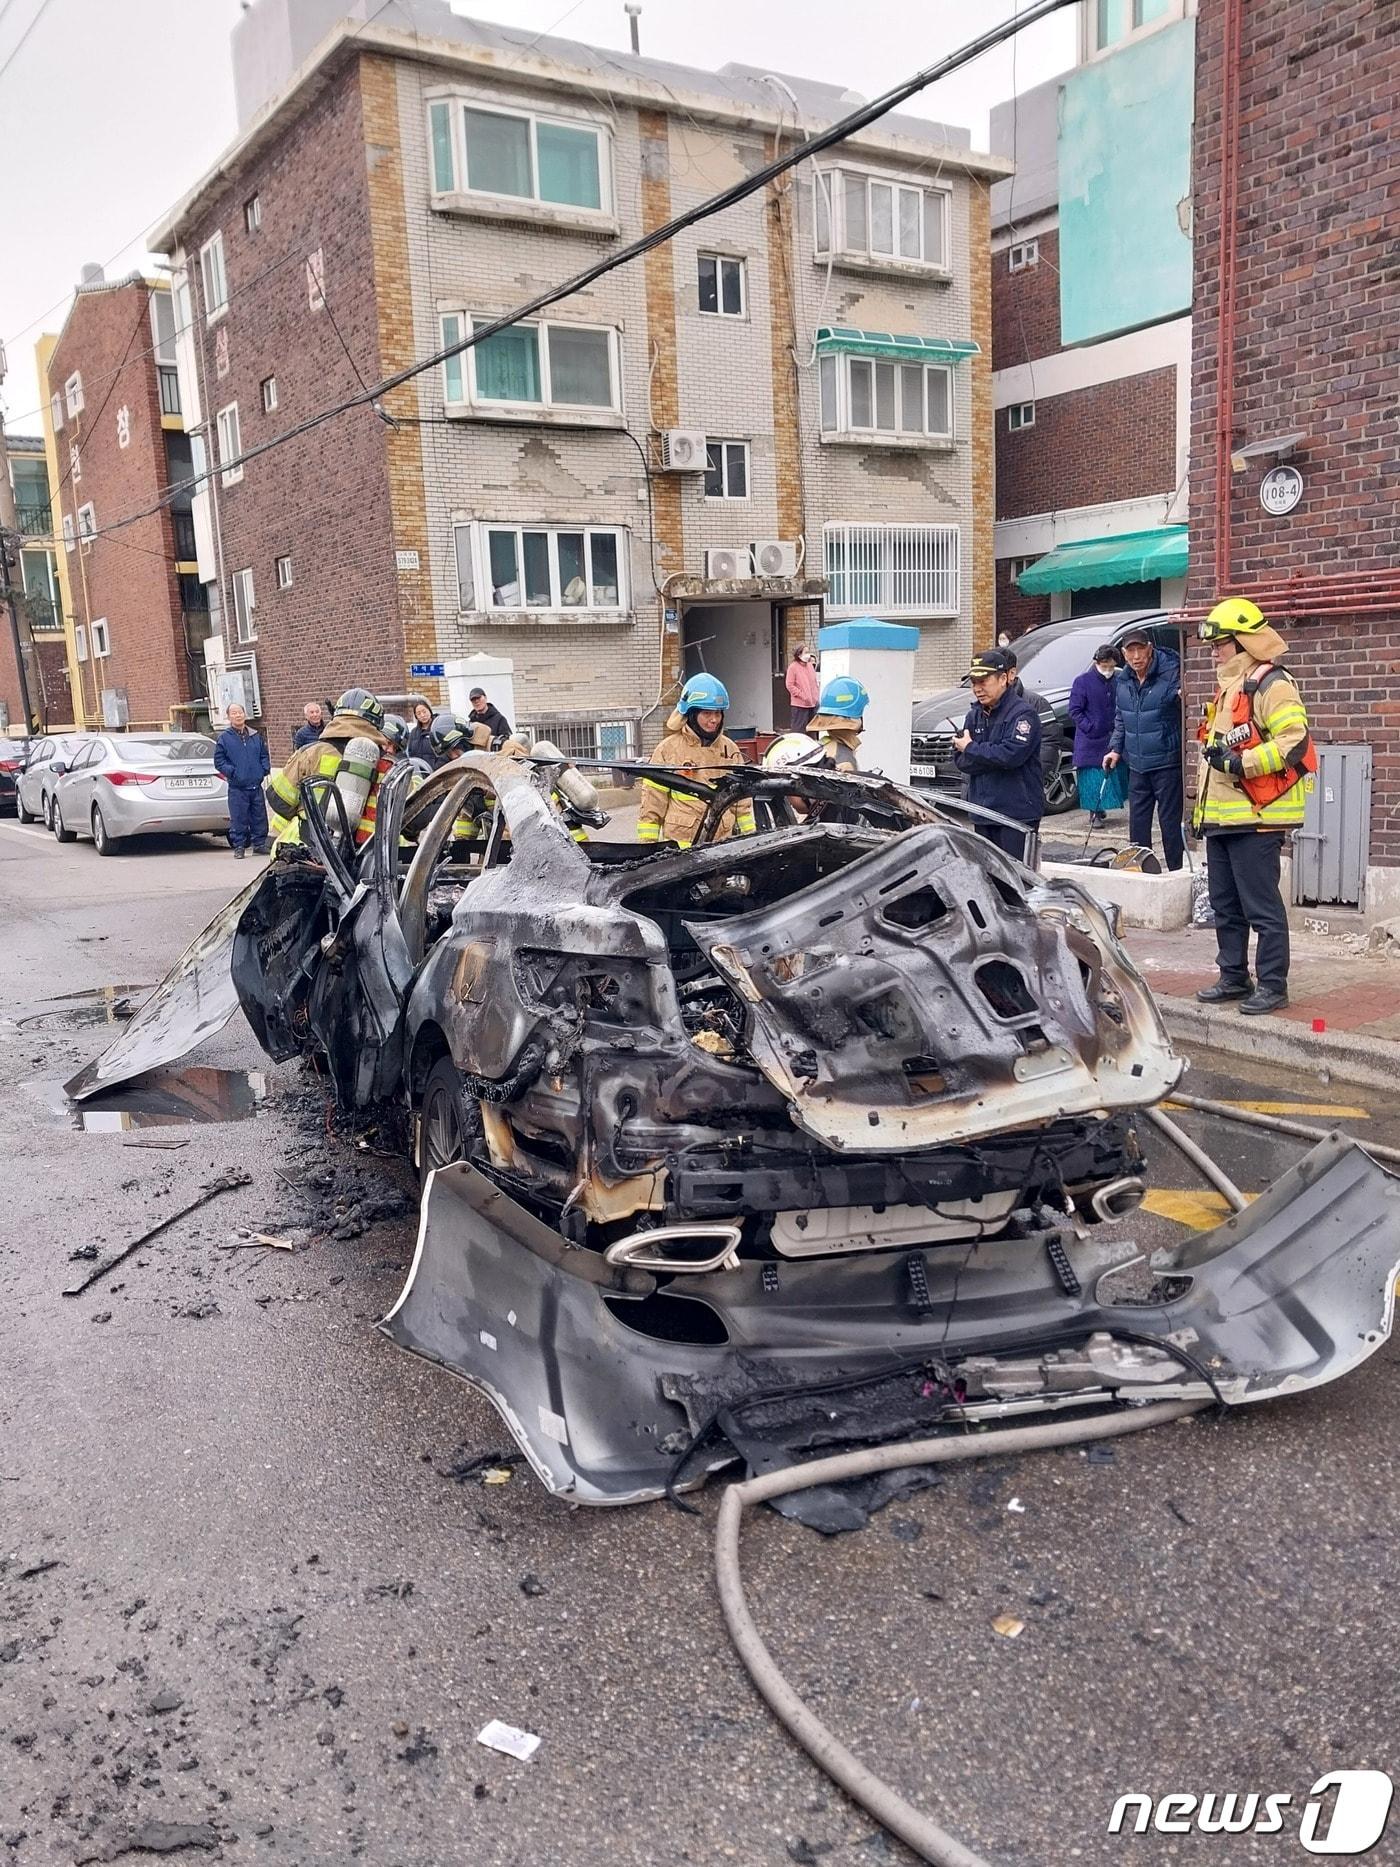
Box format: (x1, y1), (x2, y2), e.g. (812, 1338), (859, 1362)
(172, 512), (197, 561)
(158, 366), (181, 417)
(15, 502), (52, 538)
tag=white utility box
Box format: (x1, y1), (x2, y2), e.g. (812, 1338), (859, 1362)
(446, 653), (516, 731)
(816, 619), (919, 784)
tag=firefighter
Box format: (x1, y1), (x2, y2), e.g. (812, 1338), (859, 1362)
(638, 674), (755, 849)
(264, 687), (389, 847)
(808, 676), (869, 772)
(427, 713), (488, 843)
(951, 647), (1042, 859)
(1193, 597), (1315, 1015)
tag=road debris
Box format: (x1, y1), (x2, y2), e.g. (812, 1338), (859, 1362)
(77, 1819), (221, 1862)
(476, 1719), (541, 1762)
(1006, 1497), (1027, 1513)
(217, 1232), (293, 1251)
(991, 1614), (1025, 1639)
(62, 1170), (251, 1296)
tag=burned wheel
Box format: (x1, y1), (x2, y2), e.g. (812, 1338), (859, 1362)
(419, 1054), (480, 1189)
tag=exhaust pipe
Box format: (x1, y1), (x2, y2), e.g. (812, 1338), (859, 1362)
(1090, 1175), (1146, 1223)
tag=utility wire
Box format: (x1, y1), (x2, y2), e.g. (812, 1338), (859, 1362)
(0, 0), (56, 86)
(72, 0), (1080, 551)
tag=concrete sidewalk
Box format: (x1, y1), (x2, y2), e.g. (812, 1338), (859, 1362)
(1125, 919), (1400, 1088)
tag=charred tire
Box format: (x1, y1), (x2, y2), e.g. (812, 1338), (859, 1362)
(92, 806), (122, 857)
(52, 799), (76, 843)
(418, 1054), (483, 1191)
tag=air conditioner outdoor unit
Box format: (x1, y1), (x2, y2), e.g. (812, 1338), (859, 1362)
(704, 548), (746, 581)
(660, 428), (707, 471)
(750, 539), (799, 578)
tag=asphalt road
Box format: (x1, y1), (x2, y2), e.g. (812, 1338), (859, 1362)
(2, 818), (1398, 1867)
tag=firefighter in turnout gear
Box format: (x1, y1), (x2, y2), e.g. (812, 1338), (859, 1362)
(265, 688), (390, 847)
(1193, 597), (1315, 1016)
(638, 674), (755, 848)
(808, 676), (869, 772)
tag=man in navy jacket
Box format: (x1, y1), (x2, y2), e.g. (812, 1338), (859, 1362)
(1105, 630), (1183, 869)
(213, 703), (272, 858)
(952, 647), (1042, 859)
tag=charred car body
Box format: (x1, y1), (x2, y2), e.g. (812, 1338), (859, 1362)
(71, 752), (1400, 1505)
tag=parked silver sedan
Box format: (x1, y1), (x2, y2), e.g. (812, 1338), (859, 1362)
(50, 733), (230, 855)
(16, 733), (99, 826)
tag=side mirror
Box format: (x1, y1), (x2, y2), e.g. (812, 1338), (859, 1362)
(52, 760), (68, 776)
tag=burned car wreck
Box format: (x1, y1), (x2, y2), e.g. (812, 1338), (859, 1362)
(71, 752), (1400, 1506)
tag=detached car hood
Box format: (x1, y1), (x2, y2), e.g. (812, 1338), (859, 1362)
(686, 823), (1180, 1150)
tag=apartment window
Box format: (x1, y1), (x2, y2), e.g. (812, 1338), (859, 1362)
(306, 249), (325, 313)
(244, 193), (262, 234)
(49, 391), (63, 432)
(1094, 0), (1173, 51)
(815, 168), (948, 271)
(158, 367), (181, 416)
(456, 521), (626, 613)
(824, 522), (960, 617)
(1008, 240), (1040, 271)
(1008, 402), (1036, 431)
(199, 231), (228, 321)
(69, 442), (81, 485)
(76, 502), (96, 542)
(704, 440), (749, 500)
(275, 554), (293, 590)
(698, 254), (745, 317)
(62, 514), (74, 553)
(74, 623), (87, 662)
(65, 372), (84, 416)
(818, 352), (954, 442)
(261, 375), (279, 413)
(91, 618), (111, 659)
(429, 98), (609, 214)
(216, 403), (243, 485)
(440, 313), (618, 414)
(1007, 556), (1039, 584)
(231, 567), (257, 644)
(150, 292), (177, 364)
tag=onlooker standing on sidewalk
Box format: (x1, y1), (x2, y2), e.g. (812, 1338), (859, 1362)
(1192, 598), (1315, 1016)
(406, 699), (439, 767)
(784, 645), (820, 731)
(1067, 645), (1122, 824)
(1104, 629), (1183, 869)
(292, 701), (325, 751)
(214, 703), (272, 859)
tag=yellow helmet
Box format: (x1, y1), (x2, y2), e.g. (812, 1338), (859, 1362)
(1200, 596), (1267, 642)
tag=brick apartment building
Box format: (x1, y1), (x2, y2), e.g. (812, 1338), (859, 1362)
(1188, 0), (1398, 897)
(41, 273), (205, 731)
(989, 1), (1195, 636)
(148, 0), (1007, 754)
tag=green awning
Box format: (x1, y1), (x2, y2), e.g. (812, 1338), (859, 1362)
(814, 326), (981, 363)
(1015, 526), (1189, 596)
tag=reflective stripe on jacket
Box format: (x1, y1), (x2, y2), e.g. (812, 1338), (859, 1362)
(638, 711), (755, 848)
(265, 715), (389, 846)
(1193, 647), (1312, 834)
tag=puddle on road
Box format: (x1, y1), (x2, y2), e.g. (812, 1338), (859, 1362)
(71, 1065), (267, 1132)
(17, 984), (155, 1031)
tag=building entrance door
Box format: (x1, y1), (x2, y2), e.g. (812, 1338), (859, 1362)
(680, 602), (780, 738)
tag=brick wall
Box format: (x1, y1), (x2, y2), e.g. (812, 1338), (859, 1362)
(996, 368), (1177, 523)
(1189, 0), (1400, 861)
(47, 281), (190, 729)
(968, 182), (995, 655)
(183, 58), (400, 756)
(994, 560), (1051, 640)
(991, 227), (1060, 369)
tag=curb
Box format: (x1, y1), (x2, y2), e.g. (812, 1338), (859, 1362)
(1157, 993), (1400, 1092)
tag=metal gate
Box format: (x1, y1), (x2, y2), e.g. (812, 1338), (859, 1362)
(1292, 743), (1371, 908)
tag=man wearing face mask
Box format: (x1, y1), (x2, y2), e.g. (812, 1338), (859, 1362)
(1192, 597), (1315, 1016)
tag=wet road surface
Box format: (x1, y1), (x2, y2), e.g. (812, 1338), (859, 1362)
(2, 820), (1398, 1866)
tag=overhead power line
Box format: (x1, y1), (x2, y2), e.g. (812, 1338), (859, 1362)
(0, 0), (56, 87)
(75, 0), (1077, 552)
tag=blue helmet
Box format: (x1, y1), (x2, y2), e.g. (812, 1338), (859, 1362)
(819, 676), (869, 720)
(678, 672), (730, 716)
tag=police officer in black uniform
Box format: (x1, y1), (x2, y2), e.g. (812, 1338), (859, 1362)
(952, 647), (1043, 860)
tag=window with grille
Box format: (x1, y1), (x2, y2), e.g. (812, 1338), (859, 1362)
(824, 522), (960, 617)
(514, 717), (637, 763)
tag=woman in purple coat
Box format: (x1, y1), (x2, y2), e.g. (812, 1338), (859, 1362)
(1067, 644), (1123, 823)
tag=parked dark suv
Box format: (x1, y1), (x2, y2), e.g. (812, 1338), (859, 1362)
(909, 610), (1183, 814)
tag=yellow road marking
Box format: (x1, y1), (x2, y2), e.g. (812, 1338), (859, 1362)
(1165, 1099), (1370, 1119)
(1142, 1189), (1257, 1231)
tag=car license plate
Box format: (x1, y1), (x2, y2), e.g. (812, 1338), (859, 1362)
(909, 762), (939, 781)
(166, 776), (213, 790)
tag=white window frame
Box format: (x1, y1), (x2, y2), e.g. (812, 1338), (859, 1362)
(814, 166), (951, 273)
(244, 193), (262, 234)
(697, 253), (746, 318)
(1008, 240), (1040, 272)
(1087, 0), (1187, 58)
(427, 95), (613, 219)
(216, 403), (243, 486)
(261, 375), (278, 413)
(1008, 402), (1036, 431)
(91, 617), (111, 659)
(74, 623), (88, 662)
(199, 231), (228, 323)
(818, 351), (956, 444)
(306, 248), (325, 313)
(50, 392), (64, 432)
(456, 520), (629, 615)
(76, 502), (96, 543)
(231, 567), (257, 644)
(62, 514), (75, 553)
(275, 554), (293, 590)
(440, 313), (621, 417)
(824, 521), (961, 619)
(703, 439), (750, 501)
(69, 442), (81, 485)
(1006, 555), (1039, 582)
(64, 372), (84, 416)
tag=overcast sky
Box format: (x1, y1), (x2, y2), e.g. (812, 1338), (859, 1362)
(0, 0), (1076, 427)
